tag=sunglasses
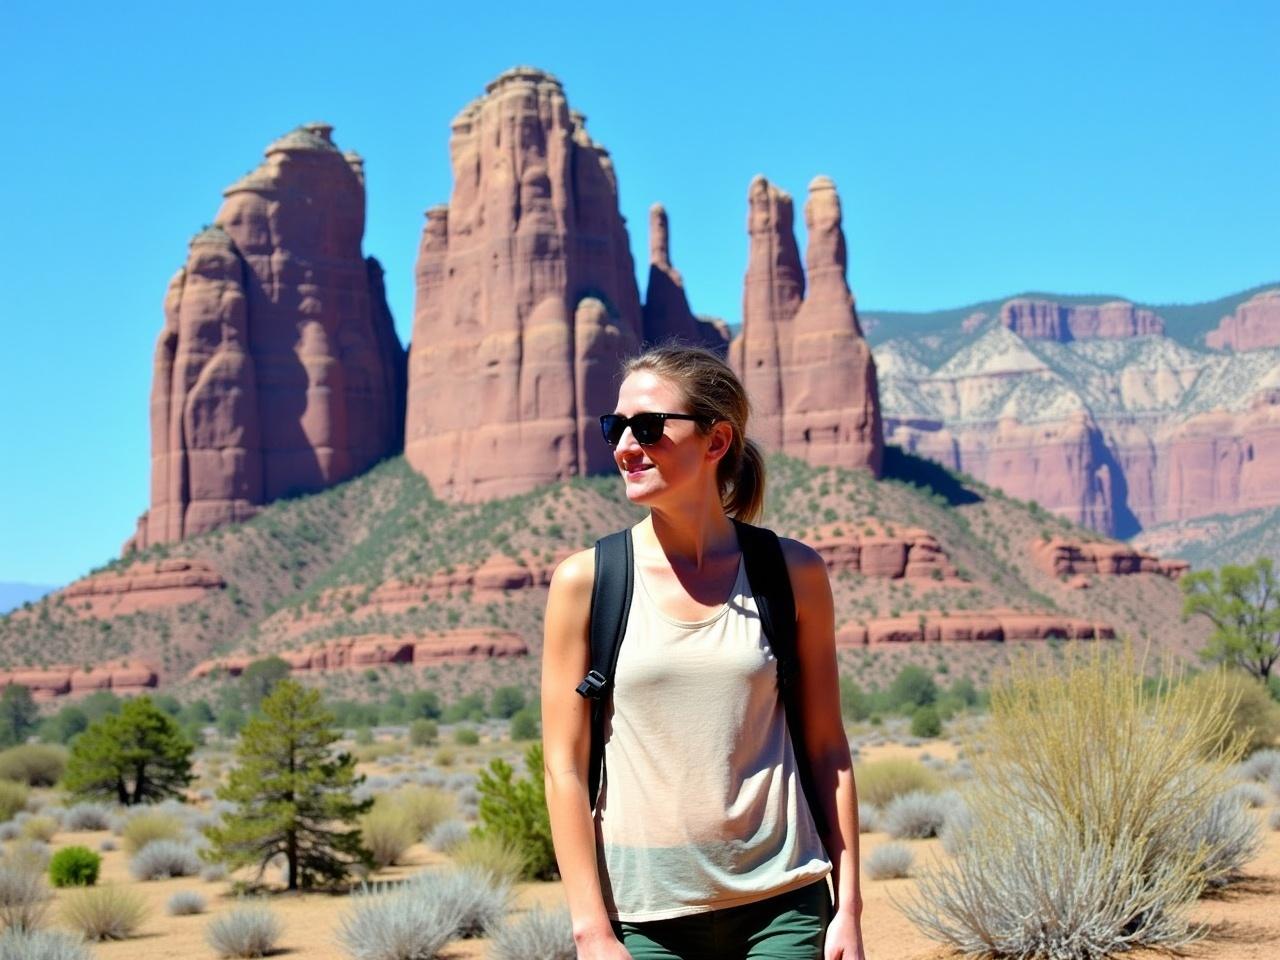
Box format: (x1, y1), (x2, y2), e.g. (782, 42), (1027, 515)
(599, 412), (707, 447)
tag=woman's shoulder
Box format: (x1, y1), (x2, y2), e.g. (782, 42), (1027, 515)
(548, 545), (597, 601)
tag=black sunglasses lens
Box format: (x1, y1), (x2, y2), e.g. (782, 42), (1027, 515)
(631, 414), (664, 445)
(600, 415), (625, 446)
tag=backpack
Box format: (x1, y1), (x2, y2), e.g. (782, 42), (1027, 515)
(575, 517), (829, 838)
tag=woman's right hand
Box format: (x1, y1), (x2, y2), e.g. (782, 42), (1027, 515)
(574, 924), (633, 959)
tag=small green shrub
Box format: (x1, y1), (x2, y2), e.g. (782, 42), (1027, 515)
(854, 758), (942, 807)
(509, 708), (540, 742)
(1186, 668), (1280, 756)
(454, 726), (480, 746)
(910, 705), (943, 739)
(48, 846), (100, 887)
(0, 780), (29, 822)
(408, 719), (438, 747)
(0, 744), (67, 787)
(475, 743), (555, 880)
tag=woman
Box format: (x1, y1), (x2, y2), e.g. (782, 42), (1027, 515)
(542, 345), (866, 959)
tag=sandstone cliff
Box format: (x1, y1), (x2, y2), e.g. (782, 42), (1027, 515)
(1205, 289), (1280, 351)
(131, 123), (406, 549)
(642, 204), (730, 353)
(1000, 299), (1165, 340)
(731, 176), (882, 473)
(405, 67), (645, 502)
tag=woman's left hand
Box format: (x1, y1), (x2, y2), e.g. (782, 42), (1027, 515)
(824, 907), (866, 960)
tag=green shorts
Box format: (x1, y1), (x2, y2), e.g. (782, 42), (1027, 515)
(611, 880), (832, 959)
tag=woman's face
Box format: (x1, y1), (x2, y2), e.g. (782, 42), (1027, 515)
(611, 370), (724, 508)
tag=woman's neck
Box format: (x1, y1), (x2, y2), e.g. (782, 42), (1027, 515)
(642, 495), (737, 571)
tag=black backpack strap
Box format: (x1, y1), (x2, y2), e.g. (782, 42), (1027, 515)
(732, 519), (830, 839)
(576, 528), (633, 811)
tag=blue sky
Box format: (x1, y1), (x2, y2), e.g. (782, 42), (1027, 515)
(2, 0), (1277, 586)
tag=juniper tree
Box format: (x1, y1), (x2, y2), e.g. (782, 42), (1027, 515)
(204, 679), (371, 890)
(62, 695), (193, 805)
(1182, 558), (1280, 682)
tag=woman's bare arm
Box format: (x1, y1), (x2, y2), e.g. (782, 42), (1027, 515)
(541, 549), (630, 957)
(782, 538), (866, 959)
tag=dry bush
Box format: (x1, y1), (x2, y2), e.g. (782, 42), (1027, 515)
(865, 843), (914, 880)
(451, 833), (527, 884)
(60, 885), (147, 941)
(0, 782), (30, 824)
(1185, 667), (1280, 757)
(19, 816), (58, 844)
(487, 905), (576, 960)
(0, 862), (49, 932)
(385, 785), (456, 840)
(853, 758), (941, 808)
(0, 928), (91, 959)
(205, 903), (282, 958)
(0, 745), (67, 787)
(902, 645), (1255, 959)
(121, 811), (184, 855)
(359, 805), (417, 869)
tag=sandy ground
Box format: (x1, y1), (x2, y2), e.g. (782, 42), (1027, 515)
(24, 802), (1272, 960)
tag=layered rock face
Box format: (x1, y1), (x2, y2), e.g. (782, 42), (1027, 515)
(836, 610), (1115, 645)
(1000, 299), (1164, 341)
(405, 68), (645, 501)
(59, 560), (225, 618)
(1030, 536), (1189, 579)
(879, 315), (1280, 535)
(731, 176), (882, 473)
(642, 204), (730, 353)
(1205, 289), (1280, 351)
(132, 123), (406, 548)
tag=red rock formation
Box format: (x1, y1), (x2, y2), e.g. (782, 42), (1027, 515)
(405, 67), (644, 502)
(999, 299), (1165, 341)
(808, 522), (960, 581)
(0, 660), (159, 701)
(835, 610), (1114, 646)
(130, 122), (406, 549)
(731, 176), (882, 473)
(642, 204), (730, 353)
(58, 560), (225, 618)
(1205, 290), (1280, 351)
(188, 629), (526, 679)
(1031, 536), (1189, 580)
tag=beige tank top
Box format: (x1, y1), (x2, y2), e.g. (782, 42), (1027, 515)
(593, 550), (831, 922)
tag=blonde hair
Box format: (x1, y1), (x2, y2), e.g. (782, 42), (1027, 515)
(622, 344), (766, 524)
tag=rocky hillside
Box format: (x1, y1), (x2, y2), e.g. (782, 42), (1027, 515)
(0, 452), (1207, 702)
(869, 286), (1280, 540)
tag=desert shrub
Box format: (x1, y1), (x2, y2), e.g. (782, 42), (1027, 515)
(408, 719), (438, 747)
(939, 803), (975, 857)
(1185, 790), (1262, 887)
(0, 928), (91, 960)
(0, 863), (49, 932)
(200, 862), (228, 883)
(1237, 747), (1280, 782)
(60, 885), (147, 941)
(453, 726), (480, 746)
(427, 819), (470, 854)
(1230, 781), (1269, 809)
(864, 842), (914, 880)
(509, 709), (540, 742)
(854, 758), (941, 807)
(206, 903), (282, 958)
(474, 743), (555, 880)
(48, 846), (100, 887)
(451, 833), (527, 884)
(902, 646), (1250, 958)
(129, 840), (202, 881)
(1185, 668), (1280, 756)
(857, 803), (879, 834)
(488, 904), (576, 960)
(167, 890), (207, 916)
(883, 790), (958, 840)
(6, 842), (50, 874)
(888, 665), (938, 711)
(337, 879), (465, 960)
(121, 810), (184, 855)
(63, 803), (113, 832)
(98, 838), (115, 853)
(432, 867), (512, 938)
(359, 805), (417, 869)
(910, 705), (942, 739)
(385, 785), (456, 840)
(0, 782), (28, 824)
(0, 746), (67, 788)
(19, 817), (57, 844)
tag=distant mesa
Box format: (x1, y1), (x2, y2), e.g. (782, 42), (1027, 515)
(1205, 289), (1280, 351)
(127, 122), (406, 551)
(730, 175), (883, 475)
(999, 298), (1165, 341)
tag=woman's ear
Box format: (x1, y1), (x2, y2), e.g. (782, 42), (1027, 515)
(705, 421), (734, 464)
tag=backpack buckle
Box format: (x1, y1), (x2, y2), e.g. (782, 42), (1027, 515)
(576, 669), (609, 700)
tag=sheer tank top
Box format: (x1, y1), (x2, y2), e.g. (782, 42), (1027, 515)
(593, 550), (831, 922)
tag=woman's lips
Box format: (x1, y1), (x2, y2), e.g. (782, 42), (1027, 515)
(623, 463), (652, 478)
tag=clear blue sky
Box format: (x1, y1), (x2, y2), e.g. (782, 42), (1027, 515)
(2, 1), (1277, 586)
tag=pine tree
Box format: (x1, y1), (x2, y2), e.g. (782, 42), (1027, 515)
(204, 679), (371, 890)
(62, 695), (193, 805)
